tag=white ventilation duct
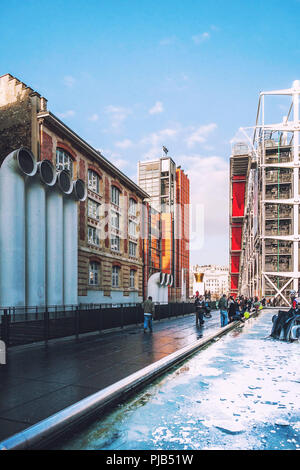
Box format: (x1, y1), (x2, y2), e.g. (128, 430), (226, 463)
(147, 271), (172, 304)
(26, 160), (56, 307)
(63, 179), (87, 306)
(46, 170), (72, 306)
(0, 149), (87, 309)
(0, 148), (36, 307)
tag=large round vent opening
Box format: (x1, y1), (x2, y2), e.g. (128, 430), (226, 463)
(39, 160), (56, 186)
(74, 179), (87, 201)
(17, 148), (36, 176)
(57, 170), (72, 194)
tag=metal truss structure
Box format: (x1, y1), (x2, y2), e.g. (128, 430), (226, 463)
(231, 81), (300, 305)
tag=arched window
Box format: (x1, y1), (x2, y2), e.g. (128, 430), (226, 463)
(56, 148), (73, 177)
(89, 261), (100, 285)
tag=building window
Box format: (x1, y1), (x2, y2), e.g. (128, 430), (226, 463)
(88, 169), (100, 194)
(129, 198), (137, 216)
(129, 241), (137, 257)
(111, 235), (120, 252)
(130, 269), (136, 288)
(112, 266), (120, 287)
(128, 219), (137, 237)
(111, 210), (120, 229)
(88, 199), (100, 220)
(111, 186), (120, 206)
(89, 262), (100, 286)
(88, 226), (100, 246)
(56, 148), (73, 177)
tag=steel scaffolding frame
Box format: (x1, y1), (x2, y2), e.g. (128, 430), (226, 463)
(238, 81), (300, 305)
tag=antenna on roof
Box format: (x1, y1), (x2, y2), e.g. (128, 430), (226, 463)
(162, 146), (168, 156)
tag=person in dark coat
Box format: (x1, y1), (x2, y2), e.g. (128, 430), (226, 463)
(195, 293), (205, 327)
(228, 296), (236, 323)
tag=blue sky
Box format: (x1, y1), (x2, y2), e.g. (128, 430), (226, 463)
(1, 0), (300, 266)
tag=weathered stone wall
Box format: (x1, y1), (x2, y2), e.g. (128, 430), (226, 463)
(0, 75), (37, 165)
(0, 97), (32, 165)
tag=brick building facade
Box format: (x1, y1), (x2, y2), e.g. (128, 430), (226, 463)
(0, 74), (149, 305)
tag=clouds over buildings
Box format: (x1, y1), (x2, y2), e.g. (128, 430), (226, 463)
(115, 139), (133, 149)
(192, 32), (211, 44)
(88, 113), (99, 122)
(105, 105), (132, 129)
(178, 153), (229, 261)
(63, 75), (76, 87)
(57, 110), (75, 119)
(149, 101), (164, 115)
(186, 123), (217, 147)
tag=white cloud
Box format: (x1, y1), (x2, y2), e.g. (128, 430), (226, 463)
(57, 110), (75, 119)
(178, 154), (229, 255)
(110, 157), (129, 170)
(141, 127), (179, 146)
(105, 105), (132, 129)
(88, 113), (99, 122)
(160, 36), (176, 46)
(115, 139), (133, 149)
(186, 123), (217, 148)
(192, 32), (210, 44)
(63, 75), (76, 87)
(142, 146), (162, 161)
(149, 101), (164, 115)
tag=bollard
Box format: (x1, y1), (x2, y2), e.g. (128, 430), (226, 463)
(121, 306), (124, 329)
(0, 340), (6, 365)
(75, 306), (80, 339)
(98, 305), (102, 334)
(44, 307), (49, 344)
(1, 309), (10, 347)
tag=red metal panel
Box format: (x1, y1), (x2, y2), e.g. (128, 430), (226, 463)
(231, 226), (242, 251)
(231, 274), (239, 290)
(233, 175), (245, 181)
(231, 255), (240, 273)
(232, 181), (245, 217)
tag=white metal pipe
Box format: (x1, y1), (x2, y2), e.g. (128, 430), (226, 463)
(63, 179), (86, 306)
(25, 160), (56, 307)
(0, 148), (36, 307)
(46, 170), (72, 306)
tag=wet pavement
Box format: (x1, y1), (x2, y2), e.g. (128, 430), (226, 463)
(58, 310), (300, 451)
(0, 310), (221, 442)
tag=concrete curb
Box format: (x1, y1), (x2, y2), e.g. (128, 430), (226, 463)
(0, 314), (257, 450)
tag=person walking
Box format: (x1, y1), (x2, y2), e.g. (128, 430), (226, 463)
(142, 296), (155, 333)
(218, 294), (228, 327)
(195, 292), (205, 327)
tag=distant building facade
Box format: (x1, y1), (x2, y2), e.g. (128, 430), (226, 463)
(191, 265), (229, 299)
(0, 74), (149, 306)
(138, 155), (190, 301)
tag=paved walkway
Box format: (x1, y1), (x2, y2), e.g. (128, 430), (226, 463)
(0, 310), (223, 442)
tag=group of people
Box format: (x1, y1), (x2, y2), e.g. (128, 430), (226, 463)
(194, 291), (211, 327)
(194, 292), (264, 328)
(141, 292), (265, 334)
(217, 294), (263, 327)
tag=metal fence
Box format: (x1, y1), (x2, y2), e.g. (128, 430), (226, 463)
(0, 302), (197, 348)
